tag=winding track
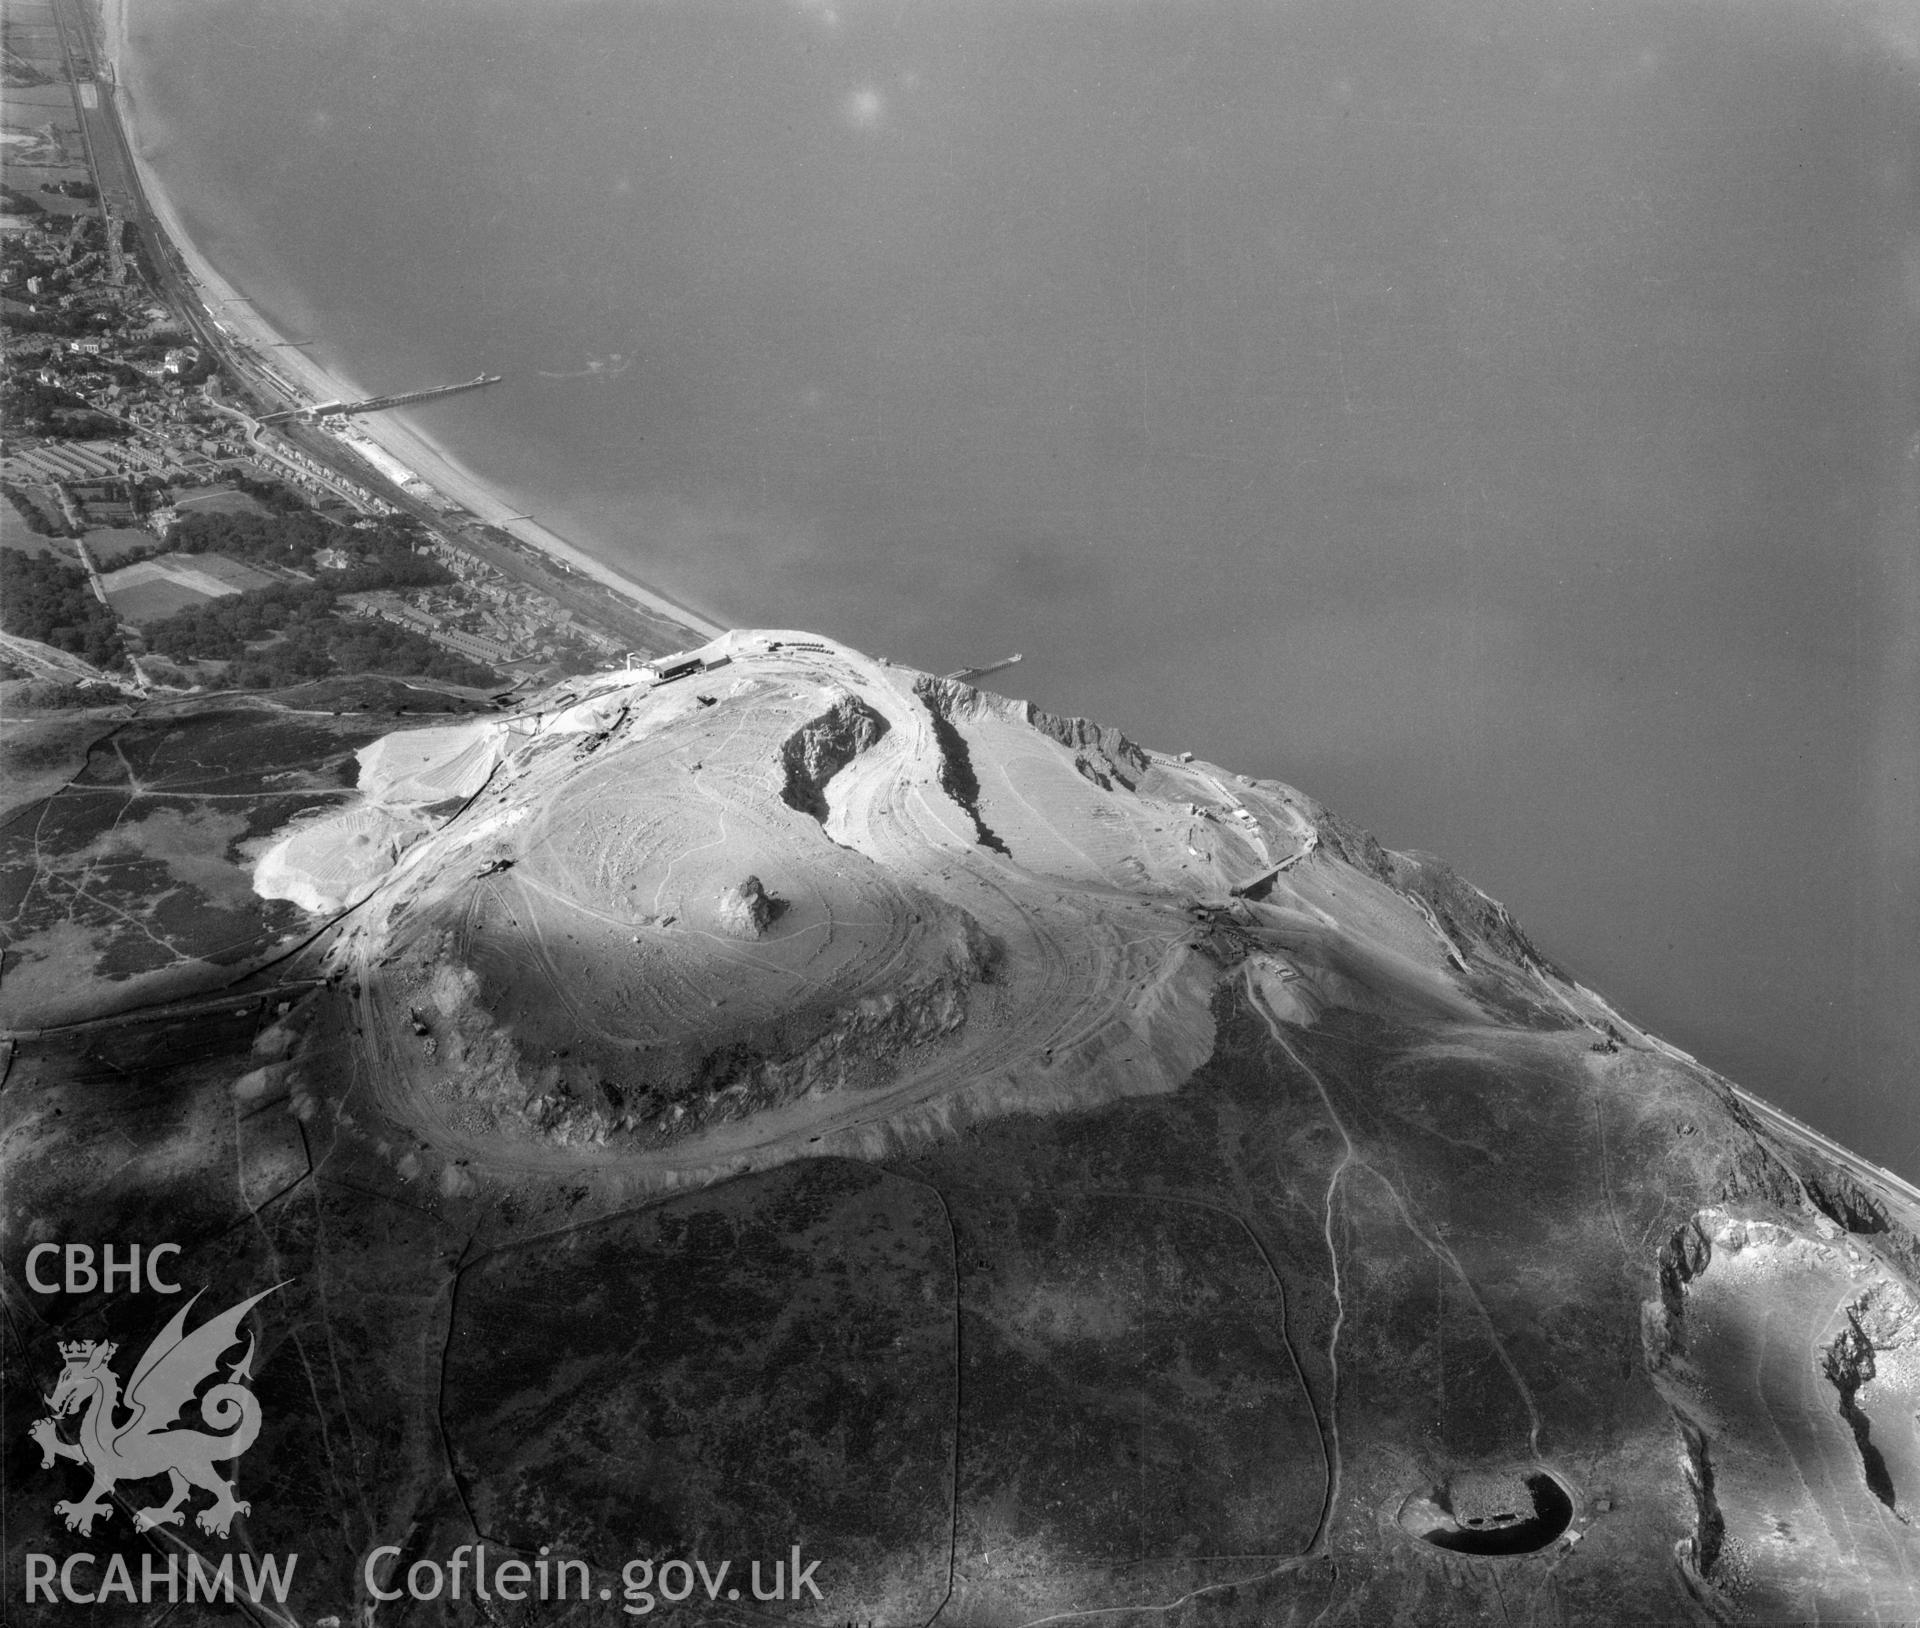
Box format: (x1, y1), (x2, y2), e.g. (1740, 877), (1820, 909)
(1246, 969), (1353, 1557)
(329, 641), (1238, 1183)
(302, 636), (1499, 1240)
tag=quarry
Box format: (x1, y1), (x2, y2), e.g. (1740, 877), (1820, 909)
(9, 632), (1920, 1625)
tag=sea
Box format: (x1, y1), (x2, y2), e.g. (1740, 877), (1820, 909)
(122, 0), (1919, 1177)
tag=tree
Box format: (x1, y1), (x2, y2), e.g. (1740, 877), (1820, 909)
(0, 552), (125, 668)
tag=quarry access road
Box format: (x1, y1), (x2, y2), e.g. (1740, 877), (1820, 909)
(0, 632), (127, 691)
(331, 658), (1220, 1187)
(307, 635), (1495, 1235)
(342, 851), (1203, 1191)
(1551, 973), (1920, 1223)
(1247, 960), (1548, 1527)
(1245, 968), (1351, 1557)
(1732, 1088), (1920, 1228)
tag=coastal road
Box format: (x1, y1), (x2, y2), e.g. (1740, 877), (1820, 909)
(1733, 1086), (1920, 1232)
(61, 0), (709, 660)
(1563, 971), (1920, 1228)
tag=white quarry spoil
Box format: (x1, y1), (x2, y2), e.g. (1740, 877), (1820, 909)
(253, 716), (512, 912)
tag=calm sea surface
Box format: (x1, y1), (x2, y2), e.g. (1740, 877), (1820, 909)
(127, 0), (1918, 1175)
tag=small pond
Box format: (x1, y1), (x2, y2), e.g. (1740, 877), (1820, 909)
(1399, 1469), (1575, 1556)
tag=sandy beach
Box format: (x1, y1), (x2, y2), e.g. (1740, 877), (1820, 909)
(94, 0), (723, 642)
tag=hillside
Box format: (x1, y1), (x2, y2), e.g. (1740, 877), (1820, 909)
(7, 630), (1919, 1625)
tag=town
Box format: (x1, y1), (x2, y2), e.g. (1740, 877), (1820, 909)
(1, 0), (697, 705)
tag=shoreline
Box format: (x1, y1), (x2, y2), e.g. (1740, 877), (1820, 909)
(94, 0), (724, 643)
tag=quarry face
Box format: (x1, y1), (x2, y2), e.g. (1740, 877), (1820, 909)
(9, 630), (1920, 1625)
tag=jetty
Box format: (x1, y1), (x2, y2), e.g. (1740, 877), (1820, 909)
(944, 653), (1024, 684)
(259, 373), (502, 426)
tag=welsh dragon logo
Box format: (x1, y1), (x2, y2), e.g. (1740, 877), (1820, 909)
(30, 1284), (282, 1539)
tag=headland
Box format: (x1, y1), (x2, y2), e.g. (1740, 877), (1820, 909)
(13, 621), (1920, 1624)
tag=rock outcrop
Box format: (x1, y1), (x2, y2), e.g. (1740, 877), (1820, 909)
(715, 874), (776, 938)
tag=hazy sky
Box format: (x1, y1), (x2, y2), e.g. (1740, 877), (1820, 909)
(129, 0), (1919, 1174)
